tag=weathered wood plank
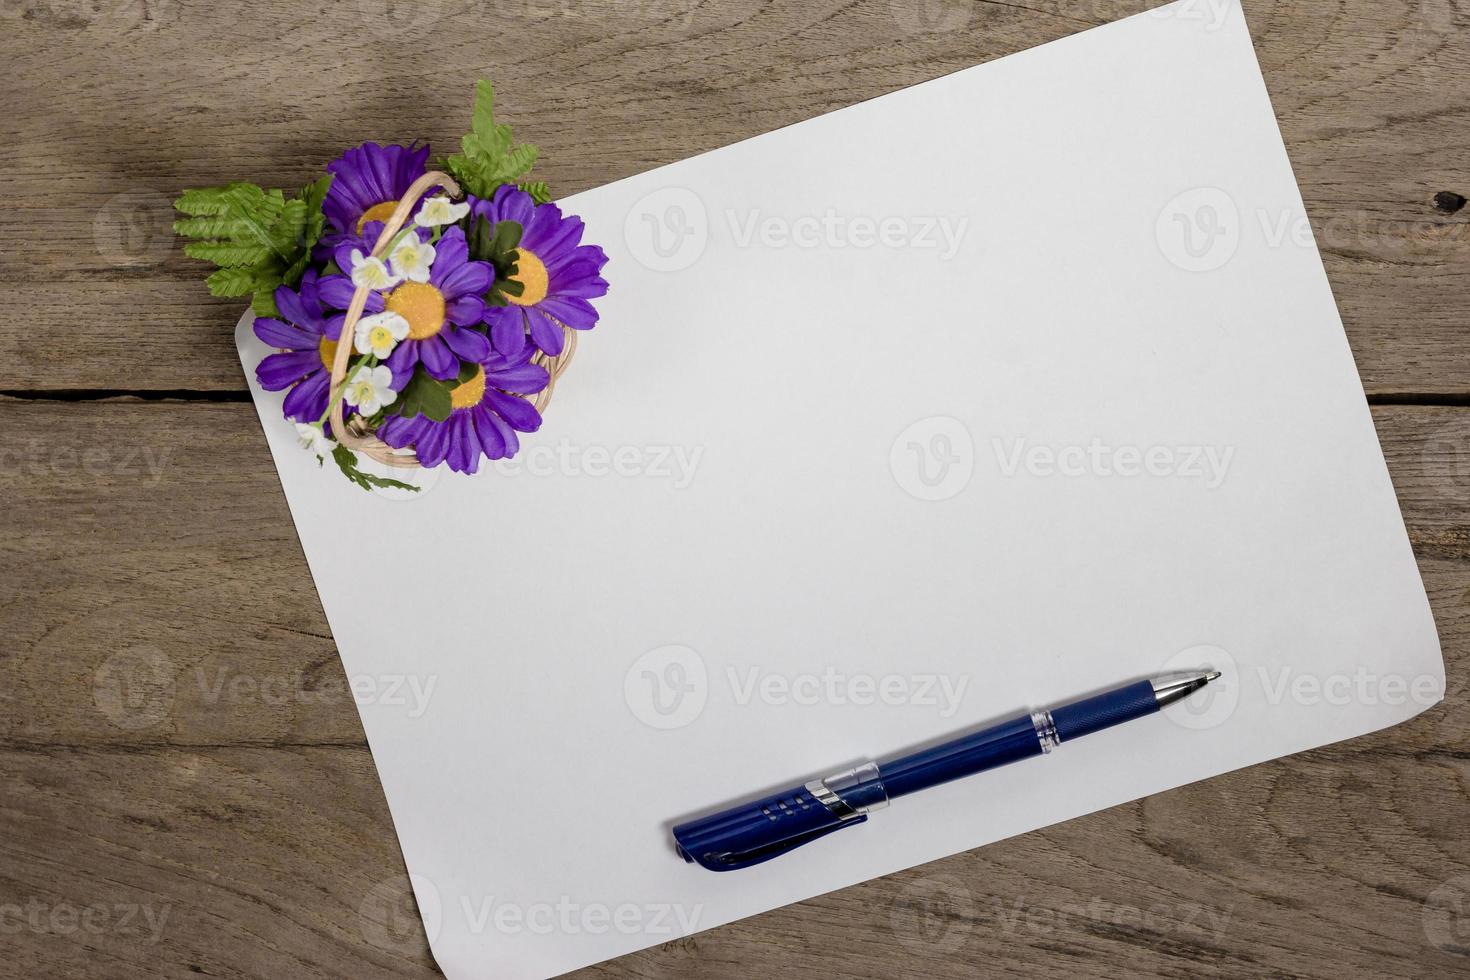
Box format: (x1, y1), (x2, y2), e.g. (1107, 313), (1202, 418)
(0, 0), (1466, 392)
(0, 743), (1464, 979)
(1, 402), (1467, 749)
(0, 402), (1464, 746)
(4, 0), (1469, 976)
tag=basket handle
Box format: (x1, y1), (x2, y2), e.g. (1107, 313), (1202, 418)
(325, 172), (575, 470)
(328, 171), (461, 466)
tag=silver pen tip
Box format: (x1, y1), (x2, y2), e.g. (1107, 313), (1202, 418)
(1150, 669), (1223, 709)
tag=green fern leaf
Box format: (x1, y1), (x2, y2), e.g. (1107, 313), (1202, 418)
(518, 181), (552, 204)
(184, 241), (273, 266)
(445, 80), (545, 200)
(174, 187), (234, 217)
(173, 216), (256, 239)
(177, 175), (334, 308)
(205, 267), (260, 297)
(252, 285), (281, 318)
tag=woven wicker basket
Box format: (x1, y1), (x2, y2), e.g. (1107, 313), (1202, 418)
(327, 171), (576, 467)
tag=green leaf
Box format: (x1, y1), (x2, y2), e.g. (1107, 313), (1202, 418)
(176, 175), (335, 308)
(184, 241), (273, 266)
(518, 180), (552, 205)
(386, 367), (454, 423)
(444, 79), (545, 201)
(466, 215), (530, 308)
(252, 286), (280, 318)
(205, 267), (260, 297)
(331, 444), (421, 493)
(173, 187), (234, 217)
(173, 216), (257, 239)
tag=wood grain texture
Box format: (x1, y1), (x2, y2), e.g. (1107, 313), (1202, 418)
(2, 0), (1469, 977)
(0, 0), (1467, 392)
(1, 402), (1468, 979)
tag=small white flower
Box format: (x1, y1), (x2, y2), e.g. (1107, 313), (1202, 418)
(354, 311), (411, 358)
(294, 422), (335, 461)
(389, 235), (437, 283)
(341, 364), (398, 416)
(414, 195), (471, 228)
(349, 250), (402, 291)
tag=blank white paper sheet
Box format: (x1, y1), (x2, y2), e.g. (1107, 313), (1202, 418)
(238, 2), (1444, 976)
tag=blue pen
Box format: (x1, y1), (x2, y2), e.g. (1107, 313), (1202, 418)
(672, 670), (1220, 871)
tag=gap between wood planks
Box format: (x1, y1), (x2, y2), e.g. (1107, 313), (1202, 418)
(3, 390), (1470, 406)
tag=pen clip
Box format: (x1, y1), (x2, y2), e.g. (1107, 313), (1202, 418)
(673, 762), (888, 872)
(682, 814), (869, 872)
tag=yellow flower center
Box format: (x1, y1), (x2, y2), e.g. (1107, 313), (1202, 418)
(356, 201), (401, 234)
(450, 365), (487, 410)
(385, 282), (446, 340)
(318, 336), (339, 372)
(506, 248), (549, 306)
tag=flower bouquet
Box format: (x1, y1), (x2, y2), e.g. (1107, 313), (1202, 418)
(175, 81), (610, 491)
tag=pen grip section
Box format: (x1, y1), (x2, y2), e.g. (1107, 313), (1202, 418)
(1050, 679), (1158, 742)
(878, 713), (1043, 799)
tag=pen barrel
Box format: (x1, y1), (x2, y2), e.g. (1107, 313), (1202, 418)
(1050, 679), (1158, 742)
(878, 713), (1043, 799)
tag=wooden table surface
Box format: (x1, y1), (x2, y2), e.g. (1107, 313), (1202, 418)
(3, 0), (1469, 976)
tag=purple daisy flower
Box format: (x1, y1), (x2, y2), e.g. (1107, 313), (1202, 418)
(470, 185), (610, 359)
(376, 346), (550, 474)
(318, 142), (431, 256)
(318, 225), (494, 385)
(252, 270), (351, 427)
